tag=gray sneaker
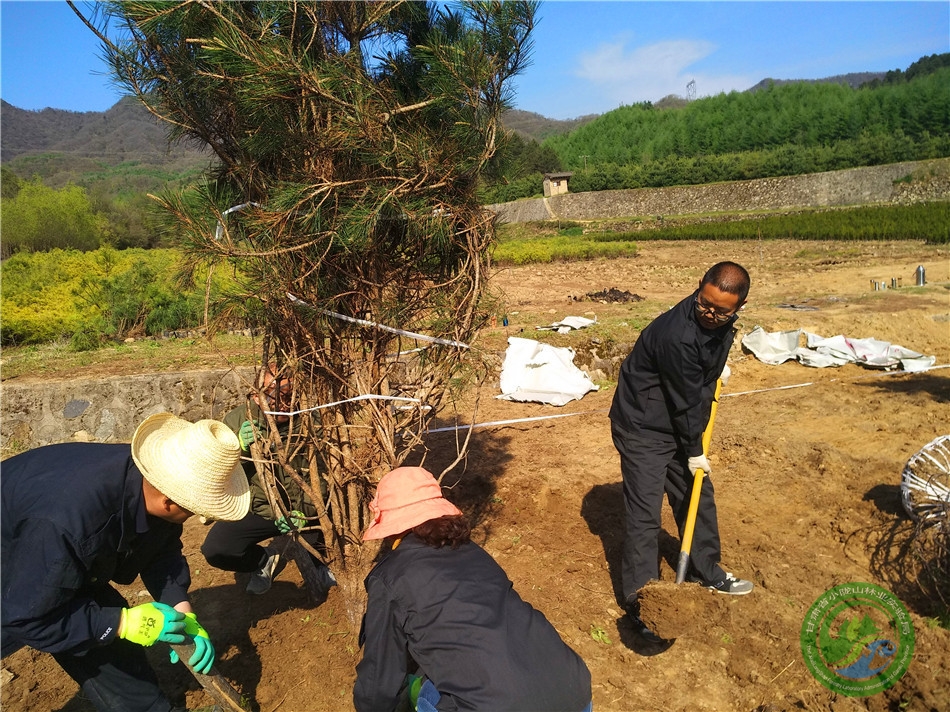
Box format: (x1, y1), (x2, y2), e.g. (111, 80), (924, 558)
(694, 572), (754, 595)
(246, 550), (283, 595)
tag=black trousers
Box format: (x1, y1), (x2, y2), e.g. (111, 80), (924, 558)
(201, 511), (326, 573)
(200, 511), (280, 572)
(611, 422), (726, 604)
(52, 586), (174, 712)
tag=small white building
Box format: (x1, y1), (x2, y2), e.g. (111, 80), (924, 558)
(542, 171), (574, 198)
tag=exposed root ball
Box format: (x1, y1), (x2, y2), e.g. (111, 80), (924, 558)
(637, 580), (729, 640)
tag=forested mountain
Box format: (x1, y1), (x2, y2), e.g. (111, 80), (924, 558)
(502, 109), (599, 140)
(483, 61), (950, 202)
(547, 68), (950, 170)
(0, 98), (572, 168)
(746, 72), (885, 93)
(1, 95), (209, 216)
(1, 98), (210, 251)
(2, 61), (925, 175)
(3, 53), (948, 227)
(1, 97), (206, 167)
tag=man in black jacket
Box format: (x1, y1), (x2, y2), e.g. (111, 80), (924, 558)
(2, 413), (250, 712)
(609, 261), (754, 642)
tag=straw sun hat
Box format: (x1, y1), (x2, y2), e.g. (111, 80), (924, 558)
(132, 413), (250, 522)
(362, 467), (462, 541)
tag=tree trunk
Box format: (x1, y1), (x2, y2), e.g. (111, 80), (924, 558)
(334, 557), (372, 636)
(274, 532), (374, 637)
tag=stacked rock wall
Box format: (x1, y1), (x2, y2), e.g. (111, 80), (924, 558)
(488, 158), (950, 223)
(2, 368), (254, 453)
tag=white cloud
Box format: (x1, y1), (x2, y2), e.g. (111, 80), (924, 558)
(576, 38), (754, 106)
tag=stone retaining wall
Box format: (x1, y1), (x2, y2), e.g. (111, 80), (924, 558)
(488, 158), (950, 223)
(2, 368), (255, 453)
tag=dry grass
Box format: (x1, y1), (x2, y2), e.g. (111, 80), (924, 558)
(1, 333), (259, 382)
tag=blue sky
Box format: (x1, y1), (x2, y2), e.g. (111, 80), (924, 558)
(2, 1), (947, 120)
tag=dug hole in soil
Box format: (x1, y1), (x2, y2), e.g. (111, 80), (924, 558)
(2, 240), (949, 712)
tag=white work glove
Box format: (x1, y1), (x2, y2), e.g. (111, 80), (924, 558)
(687, 454), (711, 475)
(719, 364), (731, 387)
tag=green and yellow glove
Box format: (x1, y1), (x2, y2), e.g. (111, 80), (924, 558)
(119, 602), (186, 646)
(275, 510), (307, 534)
(407, 674), (423, 707)
(238, 420), (261, 451)
(168, 612), (215, 675)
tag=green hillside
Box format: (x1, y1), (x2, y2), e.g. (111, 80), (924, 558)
(547, 69), (950, 169)
(483, 55), (950, 202)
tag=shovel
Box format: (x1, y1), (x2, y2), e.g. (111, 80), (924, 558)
(169, 640), (250, 710)
(675, 378), (723, 584)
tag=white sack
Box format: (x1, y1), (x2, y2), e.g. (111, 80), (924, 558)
(497, 337), (598, 406)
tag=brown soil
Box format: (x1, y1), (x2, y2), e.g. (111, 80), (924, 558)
(3, 240), (949, 712)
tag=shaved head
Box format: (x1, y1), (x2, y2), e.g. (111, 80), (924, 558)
(701, 262), (750, 302)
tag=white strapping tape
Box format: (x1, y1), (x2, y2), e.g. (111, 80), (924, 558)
(286, 292), (470, 349)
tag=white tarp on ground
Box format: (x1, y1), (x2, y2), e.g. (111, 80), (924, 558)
(497, 337), (599, 406)
(742, 326), (936, 371)
(535, 315), (597, 334)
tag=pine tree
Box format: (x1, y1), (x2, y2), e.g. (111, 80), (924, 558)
(76, 0), (536, 625)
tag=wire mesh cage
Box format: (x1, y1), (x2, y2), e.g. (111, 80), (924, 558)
(901, 434), (950, 528)
(900, 434), (950, 604)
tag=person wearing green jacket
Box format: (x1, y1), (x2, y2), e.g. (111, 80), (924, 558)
(200, 365), (334, 596)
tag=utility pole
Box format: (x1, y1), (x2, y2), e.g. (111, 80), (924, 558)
(580, 155), (590, 172)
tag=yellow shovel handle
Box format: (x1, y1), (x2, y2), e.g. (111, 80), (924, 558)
(675, 379), (722, 584)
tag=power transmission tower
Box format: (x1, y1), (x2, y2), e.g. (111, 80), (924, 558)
(686, 79), (696, 101)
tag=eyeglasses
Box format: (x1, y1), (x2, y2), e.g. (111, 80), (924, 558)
(263, 379), (292, 404)
(694, 296), (736, 323)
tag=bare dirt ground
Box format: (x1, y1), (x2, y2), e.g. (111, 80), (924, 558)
(3, 239), (949, 712)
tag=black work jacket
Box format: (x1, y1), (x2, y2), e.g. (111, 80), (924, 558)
(1, 443), (190, 656)
(609, 290), (737, 456)
(354, 534), (592, 712)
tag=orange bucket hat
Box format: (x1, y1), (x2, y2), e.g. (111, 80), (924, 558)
(362, 467), (462, 541)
